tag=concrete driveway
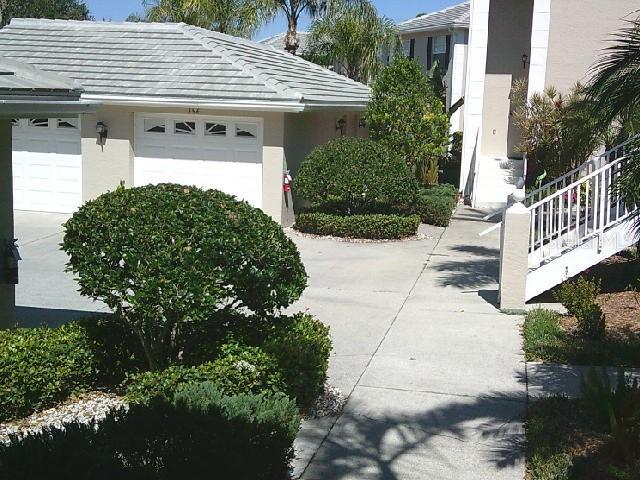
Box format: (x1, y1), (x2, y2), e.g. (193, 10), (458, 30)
(14, 211), (106, 327)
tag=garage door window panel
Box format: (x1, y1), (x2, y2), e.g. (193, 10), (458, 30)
(29, 118), (49, 128)
(235, 123), (257, 139)
(144, 118), (166, 133)
(205, 122), (227, 137)
(174, 121), (196, 135)
(57, 118), (78, 129)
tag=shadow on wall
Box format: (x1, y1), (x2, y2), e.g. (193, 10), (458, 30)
(16, 306), (102, 328)
(300, 391), (525, 479)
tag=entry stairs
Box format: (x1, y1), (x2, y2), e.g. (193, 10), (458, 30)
(488, 138), (638, 300)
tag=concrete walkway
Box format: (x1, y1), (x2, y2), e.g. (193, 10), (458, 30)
(292, 207), (526, 480)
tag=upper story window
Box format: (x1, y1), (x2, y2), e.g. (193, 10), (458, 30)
(144, 118), (165, 133)
(430, 35), (450, 71)
(235, 123), (257, 138)
(57, 118), (78, 129)
(29, 118), (49, 128)
(205, 122), (227, 136)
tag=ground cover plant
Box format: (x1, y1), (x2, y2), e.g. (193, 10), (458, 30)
(526, 370), (640, 480)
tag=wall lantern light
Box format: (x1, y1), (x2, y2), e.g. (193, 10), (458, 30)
(521, 53), (530, 69)
(336, 116), (346, 136)
(96, 121), (108, 148)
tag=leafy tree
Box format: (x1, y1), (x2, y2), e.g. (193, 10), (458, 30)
(143, 0), (272, 37)
(366, 56), (450, 185)
(1, 0), (91, 27)
(305, 0), (399, 82)
(61, 184), (307, 371)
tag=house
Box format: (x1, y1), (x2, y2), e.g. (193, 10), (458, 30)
(258, 31), (311, 56)
(0, 19), (370, 226)
(396, 2), (470, 134)
(0, 57), (95, 327)
(462, 0), (638, 208)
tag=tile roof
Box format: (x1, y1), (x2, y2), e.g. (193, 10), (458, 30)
(258, 31), (310, 55)
(0, 56), (81, 96)
(0, 19), (369, 110)
(398, 2), (470, 34)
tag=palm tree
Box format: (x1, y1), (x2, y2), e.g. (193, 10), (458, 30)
(587, 14), (640, 233)
(305, 1), (399, 82)
(143, 0), (271, 37)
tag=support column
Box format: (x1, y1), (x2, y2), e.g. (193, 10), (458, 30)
(0, 119), (16, 328)
(499, 195), (530, 311)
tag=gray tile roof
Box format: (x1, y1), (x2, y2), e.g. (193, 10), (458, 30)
(398, 2), (470, 34)
(0, 19), (369, 110)
(0, 56), (81, 96)
(259, 31), (310, 55)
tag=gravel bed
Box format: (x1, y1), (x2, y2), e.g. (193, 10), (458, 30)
(307, 383), (347, 418)
(0, 392), (127, 444)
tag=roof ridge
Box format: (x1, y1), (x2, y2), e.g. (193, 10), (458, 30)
(398, 1), (470, 26)
(180, 24), (302, 101)
(8, 18), (180, 28)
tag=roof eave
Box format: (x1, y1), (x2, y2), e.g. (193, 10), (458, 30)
(0, 99), (99, 118)
(398, 23), (469, 35)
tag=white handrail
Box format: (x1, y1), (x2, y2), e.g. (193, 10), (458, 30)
(527, 152), (633, 269)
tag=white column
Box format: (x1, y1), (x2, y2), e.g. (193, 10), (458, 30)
(460, 0), (490, 193)
(499, 195), (530, 311)
(449, 29), (467, 133)
(0, 119), (16, 328)
(527, 0), (551, 98)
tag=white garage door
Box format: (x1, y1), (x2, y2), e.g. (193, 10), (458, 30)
(12, 117), (82, 214)
(134, 114), (263, 208)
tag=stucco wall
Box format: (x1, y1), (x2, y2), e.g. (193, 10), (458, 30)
(546, 0), (638, 93)
(0, 119), (15, 327)
(480, 0), (533, 158)
(80, 105), (287, 223)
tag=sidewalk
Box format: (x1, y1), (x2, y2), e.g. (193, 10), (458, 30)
(293, 207), (526, 480)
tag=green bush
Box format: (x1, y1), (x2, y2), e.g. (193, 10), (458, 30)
(125, 342), (285, 404)
(293, 137), (419, 215)
(555, 277), (605, 339)
(62, 183), (308, 370)
(0, 383), (300, 480)
(0, 324), (98, 423)
(414, 185), (458, 227)
(367, 56), (450, 185)
(295, 212), (420, 239)
(262, 313), (332, 408)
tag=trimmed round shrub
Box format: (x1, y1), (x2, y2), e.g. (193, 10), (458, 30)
(124, 342), (285, 404)
(0, 383), (300, 480)
(0, 324), (98, 422)
(414, 185), (458, 227)
(295, 212), (421, 239)
(262, 313), (332, 408)
(293, 137), (419, 214)
(62, 184), (308, 370)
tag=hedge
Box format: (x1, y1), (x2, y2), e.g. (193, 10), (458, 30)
(0, 324), (98, 423)
(124, 342), (286, 405)
(293, 137), (419, 214)
(295, 213), (421, 240)
(0, 383), (300, 480)
(414, 184), (458, 227)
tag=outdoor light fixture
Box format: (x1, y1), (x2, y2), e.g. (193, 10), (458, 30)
(96, 121), (108, 147)
(521, 53), (530, 69)
(358, 116), (367, 128)
(336, 116), (346, 136)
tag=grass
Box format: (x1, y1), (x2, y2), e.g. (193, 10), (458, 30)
(523, 308), (640, 366)
(526, 396), (638, 480)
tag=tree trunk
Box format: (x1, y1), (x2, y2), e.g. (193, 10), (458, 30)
(284, 15), (299, 55)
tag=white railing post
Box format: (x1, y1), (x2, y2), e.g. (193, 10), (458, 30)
(499, 188), (530, 311)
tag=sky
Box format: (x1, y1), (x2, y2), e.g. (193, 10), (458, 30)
(85, 0), (462, 40)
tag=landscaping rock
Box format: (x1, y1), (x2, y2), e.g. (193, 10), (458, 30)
(308, 383), (346, 418)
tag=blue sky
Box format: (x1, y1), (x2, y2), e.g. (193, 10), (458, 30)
(86, 0), (461, 40)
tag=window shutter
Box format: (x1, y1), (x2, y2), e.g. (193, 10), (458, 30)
(426, 37), (433, 70)
(409, 38), (415, 59)
(445, 34), (452, 70)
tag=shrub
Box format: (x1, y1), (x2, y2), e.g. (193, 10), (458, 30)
(293, 137), (419, 215)
(555, 277), (605, 339)
(262, 313), (332, 408)
(62, 184), (308, 370)
(0, 384), (300, 480)
(414, 185), (458, 227)
(0, 324), (98, 423)
(295, 212), (420, 239)
(125, 342), (285, 404)
(367, 56), (450, 185)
